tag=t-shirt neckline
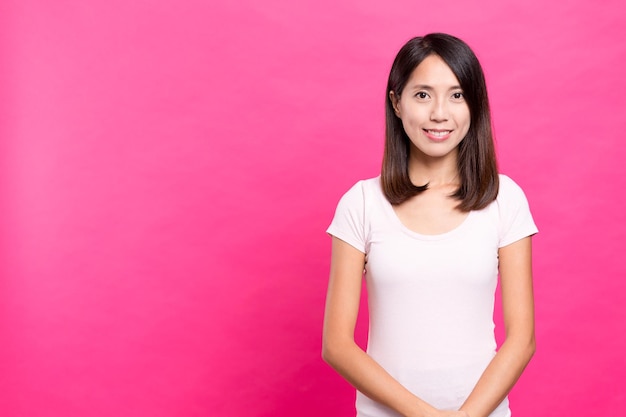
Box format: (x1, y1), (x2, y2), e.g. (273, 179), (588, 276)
(375, 177), (475, 241)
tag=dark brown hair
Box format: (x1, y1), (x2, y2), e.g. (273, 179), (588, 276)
(382, 33), (498, 211)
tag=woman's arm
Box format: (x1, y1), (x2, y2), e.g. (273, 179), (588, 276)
(322, 237), (467, 417)
(459, 236), (536, 417)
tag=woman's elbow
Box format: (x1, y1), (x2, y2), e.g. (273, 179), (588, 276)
(527, 335), (537, 359)
(321, 337), (338, 366)
(321, 343), (332, 365)
(505, 330), (536, 363)
(321, 334), (351, 367)
(516, 333), (536, 363)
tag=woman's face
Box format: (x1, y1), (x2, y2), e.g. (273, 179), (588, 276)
(391, 54), (471, 163)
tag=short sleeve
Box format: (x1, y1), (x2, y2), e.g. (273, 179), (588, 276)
(497, 175), (539, 248)
(326, 181), (367, 253)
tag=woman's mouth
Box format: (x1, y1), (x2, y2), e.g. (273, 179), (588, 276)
(423, 129), (452, 140)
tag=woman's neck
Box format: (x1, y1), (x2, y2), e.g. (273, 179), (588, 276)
(407, 152), (459, 188)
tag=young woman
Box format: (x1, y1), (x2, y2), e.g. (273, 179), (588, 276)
(322, 33), (538, 417)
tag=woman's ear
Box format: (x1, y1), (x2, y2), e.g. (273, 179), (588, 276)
(389, 91), (400, 117)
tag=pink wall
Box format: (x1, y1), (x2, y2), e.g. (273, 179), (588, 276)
(2, 1), (625, 416)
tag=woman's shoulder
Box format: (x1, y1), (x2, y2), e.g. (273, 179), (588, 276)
(360, 176), (382, 191)
(494, 174), (538, 243)
(498, 173), (519, 187)
(496, 173), (533, 208)
(340, 176), (382, 198)
(331, 176), (383, 214)
(497, 174), (528, 197)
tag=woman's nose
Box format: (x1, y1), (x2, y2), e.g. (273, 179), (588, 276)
(430, 99), (449, 122)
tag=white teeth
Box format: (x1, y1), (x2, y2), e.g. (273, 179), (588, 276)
(426, 130), (451, 137)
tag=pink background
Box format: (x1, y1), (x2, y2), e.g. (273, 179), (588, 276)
(2, 1), (625, 416)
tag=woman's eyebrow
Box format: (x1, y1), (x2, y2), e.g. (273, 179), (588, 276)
(410, 84), (434, 90)
(409, 84), (463, 91)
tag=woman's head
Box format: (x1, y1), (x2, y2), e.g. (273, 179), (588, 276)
(382, 33), (498, 211)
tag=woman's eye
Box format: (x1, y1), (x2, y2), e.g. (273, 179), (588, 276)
(415, 92), (429, 99)
(452, 92), (464, 100)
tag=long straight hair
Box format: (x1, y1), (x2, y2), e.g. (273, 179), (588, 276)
(382, 33), (499, 211)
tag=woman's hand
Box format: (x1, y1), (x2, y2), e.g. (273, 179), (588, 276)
(423, 410), (469, 417)
(438, 411), (469, 417)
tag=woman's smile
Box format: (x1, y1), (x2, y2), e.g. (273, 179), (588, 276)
(423, 129), (453, 141)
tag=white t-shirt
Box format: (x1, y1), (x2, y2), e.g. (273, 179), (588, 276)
(327, 174), (538, 417)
